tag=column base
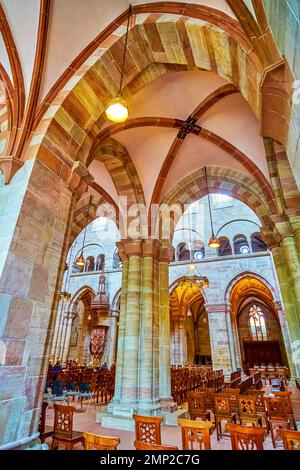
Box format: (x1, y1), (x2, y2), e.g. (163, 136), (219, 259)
(0, 434), (48, 450)
(97, 400), (187, 431)
(160, 397), (177, 413)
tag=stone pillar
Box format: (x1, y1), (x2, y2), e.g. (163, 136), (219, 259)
(206, 303), (233, 374)
(158, 242), (175, 410)
(103, 239), (173, 428)
(271, 244), (300, 378)
(62, 312), (75, 364)
(106, 311), (119, 367)
(0, 159), (78, 449)
(171, 316), (187, 366)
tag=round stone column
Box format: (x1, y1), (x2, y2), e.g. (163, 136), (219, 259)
(206, 303), (233, 374)
(171, 315), (187, 366)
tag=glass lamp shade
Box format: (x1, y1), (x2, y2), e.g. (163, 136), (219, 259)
(75, 253), (86, 267)
(208, 235), (221, 249)
(105, 96), (129, 123)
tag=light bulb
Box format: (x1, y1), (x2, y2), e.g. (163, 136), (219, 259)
(208, 235), (220, 249)
(105, 96), (129, 123)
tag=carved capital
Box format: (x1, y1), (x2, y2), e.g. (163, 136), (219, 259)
(67, 161), (94, 198)
(159, 241), (175, 264)
(0, 156), (23, 184)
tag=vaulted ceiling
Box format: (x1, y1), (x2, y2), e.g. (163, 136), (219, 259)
(0, 0), (298, 237)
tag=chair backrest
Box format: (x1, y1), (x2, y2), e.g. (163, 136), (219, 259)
(134, 440), (178, 450)
(238, 396), (258, 419)
(273, 391), (293, 414)
(83, 432), (120, 450)
(133, 414), (163, 444)
(79, 382), (90, 393)
(53, 404), (75, 438)
(38, 401), (49, 434)
(264, 397), (288, 420)
(202, 388), (215, 410)
(187, 392), (206, 416)
(226, 424), (265, 450)
(214, 394), (231, 416)
(178, 418), (212, 450)
(279, 429), (300, 450)
(66, 381), (76, 392)
(52, 379), (64, 396)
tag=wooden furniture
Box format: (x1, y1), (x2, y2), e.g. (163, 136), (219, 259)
(178, 418), (212, 450)
(187, 392), (211, 421)
(273, 391), (297, 429)
(51, 404), (84, 450)
(38, 401), (53, 443)
(214, 395), (237, 440)
(264, 397), (290, 448)
(226, 424), (265, 450)
(222, 388), (240, 414)
(133, 414), (163, 445)
(202, 388), (216, 421)
(134, 441), (178, 450)
(279, 429), (300, 450)
(246, 390), (268, 430)
(238, 395), (262, 427)
(83, 432), (120, 450)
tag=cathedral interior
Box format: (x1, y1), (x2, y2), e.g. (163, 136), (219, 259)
(0, 0), (300, 453)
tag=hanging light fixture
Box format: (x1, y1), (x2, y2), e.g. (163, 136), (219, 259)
(75, 195), (92, 267)
(178, 207), (209, 289)
(204, 167), (220, 249)
(105, 5), (132, 123)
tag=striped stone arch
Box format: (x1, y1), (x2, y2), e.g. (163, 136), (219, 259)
(25, 8), (266, 195)
(90, 137), (145, 206)
(71, 193), (119, 247)
(160, 166), (275, 239)
(0, 79), (10, 155)
(69, 285), (96, 317)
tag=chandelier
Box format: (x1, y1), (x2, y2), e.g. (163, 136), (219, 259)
(105, 5), (132, 122)
(177, 264), (209, 290)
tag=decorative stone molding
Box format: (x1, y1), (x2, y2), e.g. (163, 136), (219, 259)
(0, 155), (23, 183)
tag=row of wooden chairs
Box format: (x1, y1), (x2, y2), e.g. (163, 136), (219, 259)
(171, 366), (224, 404)
(39, 401), (300, 451)
(186, 389), (297, 447)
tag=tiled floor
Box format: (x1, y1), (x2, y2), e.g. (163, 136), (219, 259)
(45, 386), (300, 450)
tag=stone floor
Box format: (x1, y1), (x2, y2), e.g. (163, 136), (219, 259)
(45, 386), (300, 450)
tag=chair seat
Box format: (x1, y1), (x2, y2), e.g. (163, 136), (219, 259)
(52, 430), (83, 443)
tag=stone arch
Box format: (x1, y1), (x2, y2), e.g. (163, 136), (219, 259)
(159, 166), (275, 241)
(24, 9), (268, 202)
(90, 137), (145, 206)
(224, 271), (279, 309)
(111, 288), (122, 313)
(69, 286), (96, 317)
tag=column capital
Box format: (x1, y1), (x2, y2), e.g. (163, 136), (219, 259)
(159, 241), (174, 264)
(67, 161), (94, 198)
(117, 239), (144, 260)
(0, 156), (23, 184)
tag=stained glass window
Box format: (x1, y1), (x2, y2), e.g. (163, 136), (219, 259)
(248, 304), (267, 341)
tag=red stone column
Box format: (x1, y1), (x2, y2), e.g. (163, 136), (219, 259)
(0, 159), (87, 449)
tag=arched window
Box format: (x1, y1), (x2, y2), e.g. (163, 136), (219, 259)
(251, 232), (267, 253)
(249, 304), (267, 341)
(177, 242), (190, 261)
(113, 250), (122, 269)
(233, 235), (250, 255)
(192, 240), (205, 260)
(96, 254), (105, 271)
(85, 256), (95, 272)
(218, 237), (232, 256)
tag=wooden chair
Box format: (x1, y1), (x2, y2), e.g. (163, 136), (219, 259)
(83, 432), (120, 450)
(38, 401), (53, 443)
(223, 388), (240, 414)
(214, 394), (237, 440)
(226, 424), (265, 450)
(273, 391), (297, 429)
(134, 441), (178, 450)
(51, 404), (84, 450)
(279, 429), (300, 450)
(202, 388), (216, 422)
(133, 414), (163, 445)
(245, 390), (268, 430)
(238, 395), (262, 427)
(264, 397), (290, 448)
(187, 392), (211, 421)
(178, 418), (212, 450)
